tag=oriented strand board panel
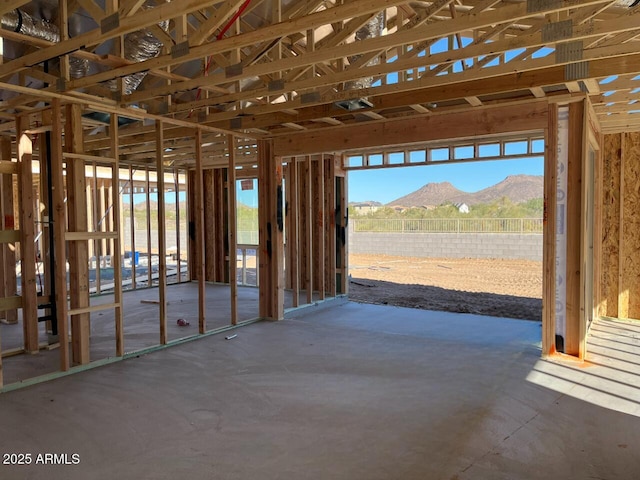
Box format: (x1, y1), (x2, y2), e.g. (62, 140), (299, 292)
(600, 134), (621, 318)
(621, 132), (640, 319)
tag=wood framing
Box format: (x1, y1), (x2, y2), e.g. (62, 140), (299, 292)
(65, 104), (91, 365)
(258, 140), (284, 321)
(16, 115), (38, 354)
(542, 104), (558, 357)
(228, 135), (238, 326)
(194, 129), (206, 334)
(156, 121), (167, 345)
(0, 137), (17, 324)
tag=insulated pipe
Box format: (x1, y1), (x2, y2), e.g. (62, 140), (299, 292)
(1, 9), (89, 78)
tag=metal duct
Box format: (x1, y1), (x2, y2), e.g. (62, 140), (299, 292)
(108, 10), (169, 95)
(1, 9), (89, 78)
(345, 12), (384, 91)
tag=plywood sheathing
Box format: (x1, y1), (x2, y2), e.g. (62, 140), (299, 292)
(620, 132), (640, 319)
(600, 134), (621, 318)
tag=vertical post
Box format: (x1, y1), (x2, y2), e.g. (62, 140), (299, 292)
(110, 114), (124, 356)
(258, 140), (284, 320)
(16, 116), (39, 354)
(565, 101), (584, 356)
(325, 155), (337, 297)
(228, 135), (238, 325)
(156, 121), (167, 344)
(145, 167), (152, 287)
(174, 169), (181, 283)
(65, 104), (90, 365)
(129, 165), (136, 289)
(204, 169), (215, 281)
(0, 138), (17, 324)
(314, 156), (325, 300)
(50, 99), (69, 371)
(289, 158), (299, 307)
(542, 103), (558, 356)
(194, 129), (206, 333)
(305, 156), (313, 304)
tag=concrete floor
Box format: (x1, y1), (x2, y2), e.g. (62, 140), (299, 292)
(0, 302), (639, 479)
(0, 282), (320, 385)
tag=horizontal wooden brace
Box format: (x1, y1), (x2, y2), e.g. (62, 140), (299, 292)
(63, 152), (117, 164)
(68, 302), (120, 316)
(66, 231), (119, 241)
(0, 295), (23, 312)
(0, 230), (20, 244)
(0, 161), (19, 175)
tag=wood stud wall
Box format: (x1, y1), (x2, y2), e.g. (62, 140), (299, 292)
(600, 131), (640, 321)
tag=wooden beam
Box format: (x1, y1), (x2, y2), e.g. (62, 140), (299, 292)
(194, 129), (206, 333)
(50, 99), (70, 371)
(66, 104), (91, 365)
(156, 121), (167, 344)
(274, 101), (549, 156)
(16, 116), (38, 354)
(228, 135), (238, 326)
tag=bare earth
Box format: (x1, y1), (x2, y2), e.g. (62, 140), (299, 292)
(349, 254), (543, 321)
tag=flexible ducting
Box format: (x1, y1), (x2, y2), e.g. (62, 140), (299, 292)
(345, 12), (384, 91)
(1, 5), (168, 92)
(108, 13), (170, 95)
(1, 9), (89, 78)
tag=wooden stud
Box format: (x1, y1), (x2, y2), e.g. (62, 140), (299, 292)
(0, 137), (17, 324)
(16, 116), (39, 354)
(305, 156), (313, 305)
(228, 135), (238, 326)
(289, 159), (299, 307)
(50, 99), (69, 371)
(204, 169), (215, 281)
(129, 165), (136, 290)
(337, 156), (349, 295)
(174, 169), (181, 283)
(325, 155), (337, 297)
(194, 129), (206, 333)
(314, 157), (325, 300)
(110, 113), (124, 356)
(542, 104), (557, 357)
(565, 100), (585, 356)
(145, 167), (152, 287)
(258, 140), (284, 320)
(65, 103), (90, 365)
(156, 121), (167, 344)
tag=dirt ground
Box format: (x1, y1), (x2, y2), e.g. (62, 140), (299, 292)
(348, 254), (542, 321)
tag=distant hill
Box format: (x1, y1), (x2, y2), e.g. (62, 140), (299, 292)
(387, 175), (543, 207)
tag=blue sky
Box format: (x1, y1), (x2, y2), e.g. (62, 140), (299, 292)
(349, 157), (544, 204)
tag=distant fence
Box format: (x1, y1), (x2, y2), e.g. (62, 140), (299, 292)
(351, 218), (543, 234)
(349, 223), (543, 261)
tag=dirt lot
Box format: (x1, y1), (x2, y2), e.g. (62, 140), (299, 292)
(349, 254), (542, 321)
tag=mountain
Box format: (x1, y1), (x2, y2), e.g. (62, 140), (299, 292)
(387, 182), (467, 207)
(387, 175), (543, 207)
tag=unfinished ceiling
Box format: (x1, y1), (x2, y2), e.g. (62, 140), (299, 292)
(0, 0), (639, 166)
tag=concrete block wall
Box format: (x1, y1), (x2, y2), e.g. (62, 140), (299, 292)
(348, 228), (542, 261)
